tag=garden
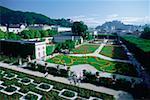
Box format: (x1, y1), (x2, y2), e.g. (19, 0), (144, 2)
(0, 67), (114, 100)
(46, 55), (137, 76)
(100, 45), (129, 60)
(71, 44), (99, 54)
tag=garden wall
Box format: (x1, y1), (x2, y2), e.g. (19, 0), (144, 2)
(120, 37), (150, 73)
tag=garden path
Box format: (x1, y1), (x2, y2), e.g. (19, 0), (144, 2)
(122, 44), (150, 88)
(0, 62), (133, 100)
(67, 39), (131, 63)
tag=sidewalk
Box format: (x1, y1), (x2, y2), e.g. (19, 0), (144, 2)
(0, 62), (133, 99)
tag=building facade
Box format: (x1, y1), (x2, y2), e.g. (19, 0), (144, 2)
(51, 26), (71, 32)
(0, 40), (46, 60)
(8, 24), (26, 34)
(28, 24), (52, 30)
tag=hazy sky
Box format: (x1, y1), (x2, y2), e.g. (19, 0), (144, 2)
(1, 0), (150, 27)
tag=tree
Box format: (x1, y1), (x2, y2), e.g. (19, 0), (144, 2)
(72, 21), (88, 37)
(0, 30), (5, 39)
(47, 29), (58, 36)
(40, 30), (49, 37)
(34, 30), (41, 38)
(7, 32), (21, 40)
(140, 27), (150, 39)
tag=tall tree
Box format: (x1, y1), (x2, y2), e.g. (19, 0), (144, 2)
(140, 27), (150, 39)
(72, 21), (88, 37)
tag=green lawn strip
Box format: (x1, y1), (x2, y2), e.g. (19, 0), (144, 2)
(122, 36), (150, 52)
(100, 46), (128, 60)
(0, 67), (114, 99)
(46, 45), (55, 55)
(46, 55), (137, 76)
(71, 44), (99, 54)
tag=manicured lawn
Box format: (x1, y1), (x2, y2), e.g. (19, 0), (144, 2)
(122, 36), (150, 52)
(71, 44), (99, 54)
(100, 46), (129, 60)
(46, 45), (55, 55)
(47, 55), (137, 76)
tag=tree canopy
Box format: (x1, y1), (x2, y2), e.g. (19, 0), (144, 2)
(0, 6), (72, 27)
(140, 27), (150, 39)
(20, 29), (58, 39)
(72, 21), (88, 37)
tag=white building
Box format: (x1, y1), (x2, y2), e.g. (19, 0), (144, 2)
(34, 41), (46, 60)
(0, 40), (46, 60)
(8, 24), (26, 34)
(0, 25), (7, 32)
(51, 26), (71, 32)
(28, 24), (52, 30)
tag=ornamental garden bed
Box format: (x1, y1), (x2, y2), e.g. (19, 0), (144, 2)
(71, 44), (99, 54)
(1, 85), (20, 95)
(36, 83), (53, 92)
(20, 91), (42, 100)
(59, 89), (78, 100)
(3, 73), (17, 80)
(47, 55), (137, 76)
(18, 78), (34, 85)
(0, 67), (115, 100)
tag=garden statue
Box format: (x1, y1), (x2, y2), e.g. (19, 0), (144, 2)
(19, 58), (22, 65)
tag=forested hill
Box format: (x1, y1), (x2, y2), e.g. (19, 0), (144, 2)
(0, 6), (72, 27)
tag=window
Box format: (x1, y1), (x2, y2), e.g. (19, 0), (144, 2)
(38, 48), (40, 50)
(38, 52), (40, 57)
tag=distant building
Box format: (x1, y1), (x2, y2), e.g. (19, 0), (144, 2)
(53, 32), (83, 43)
(0, 25), (7, 32)
(8, 24), (26, 34)
(28, 24), (52, 30)
(0, 40), (46, 60)
(51, 26), (71, 32)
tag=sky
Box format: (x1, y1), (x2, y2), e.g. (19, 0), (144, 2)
(0, 0), (150, 27)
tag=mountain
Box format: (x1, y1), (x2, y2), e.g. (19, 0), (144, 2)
(0, 6), (72, 27)
(95, 20), (142, 31)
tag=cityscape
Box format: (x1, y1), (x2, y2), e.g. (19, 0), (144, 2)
(0, 0), (150, 100)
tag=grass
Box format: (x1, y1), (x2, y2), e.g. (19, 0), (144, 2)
(46, 45), (55, 55)
(100, 46), (128, 60)
(46, 55), (137, 76)
(122, 36), (150, 52)
(71, 44), (99, 54)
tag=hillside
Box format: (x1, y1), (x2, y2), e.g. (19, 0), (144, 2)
(96, 20), (141, 31)
(0, 6), (72, 27)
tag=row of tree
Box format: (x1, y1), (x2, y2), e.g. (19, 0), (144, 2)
(0, 29), (58, 40)
(20, 29), (58, 39)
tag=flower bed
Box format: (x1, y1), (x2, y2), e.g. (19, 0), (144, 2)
(4, 86), (17, 92)
(39, 84), (50, 89)
(0, 67), (115, 100)
(36, 83), (53, 92)
(21, 78), (31, 83)
(59, 89), (77, 99)
(24, 93), (38, 100)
